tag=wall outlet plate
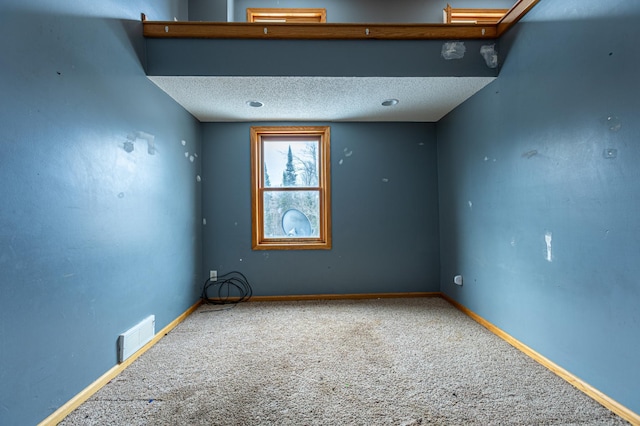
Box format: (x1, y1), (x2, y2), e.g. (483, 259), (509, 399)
(210, 270), (217, 281)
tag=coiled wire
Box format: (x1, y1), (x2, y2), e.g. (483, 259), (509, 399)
(201, 271), (252, 304)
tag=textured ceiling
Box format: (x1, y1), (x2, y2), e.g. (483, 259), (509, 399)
(148, 76), (496, 122)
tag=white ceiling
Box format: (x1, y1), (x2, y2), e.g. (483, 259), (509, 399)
(148, 76), (496, 122)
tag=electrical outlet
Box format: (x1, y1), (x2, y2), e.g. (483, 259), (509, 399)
(210, 270), (217, 281)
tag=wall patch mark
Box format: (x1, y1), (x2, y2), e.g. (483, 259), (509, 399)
(605, 115), (621, 132)
(123, 139), (135, 153)
(136, 131), (155, 155)
(480, 44), (498, 68)
(442, 42), (466, 60)
(545, 231), (553, 262)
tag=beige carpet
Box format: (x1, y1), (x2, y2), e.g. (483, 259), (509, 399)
(61, 298), (628, 425)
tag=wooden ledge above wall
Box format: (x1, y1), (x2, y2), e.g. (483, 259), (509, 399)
(142, 20), (497, 40)
(142, 0), (539, 40)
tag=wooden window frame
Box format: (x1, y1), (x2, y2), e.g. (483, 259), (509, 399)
(251, 126), (331, 250)
(246, 8), (327, 23)
(443, 4), (508, 24)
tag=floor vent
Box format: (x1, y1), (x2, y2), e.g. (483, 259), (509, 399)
(118, 315), (155, 363)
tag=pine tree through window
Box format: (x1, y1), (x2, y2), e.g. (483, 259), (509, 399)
(251, 126), (331, 250)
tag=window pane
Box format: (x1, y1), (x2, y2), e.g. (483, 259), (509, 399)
(251, 126), (331, 250)
(263, 191), (320, 238)
(262, 139), (319, 188)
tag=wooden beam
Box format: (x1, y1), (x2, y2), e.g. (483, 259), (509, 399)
(497, 0), (541, 37)
(143, 21), (497, 40)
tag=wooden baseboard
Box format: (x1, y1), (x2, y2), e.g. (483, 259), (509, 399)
(439, 293), (640, 426)
(37, 300), (202, 426)
(248, 292), (441, 302)
(39, 292), (639, 426)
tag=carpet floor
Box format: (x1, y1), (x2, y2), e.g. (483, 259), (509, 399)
(60, 297), (628, 425)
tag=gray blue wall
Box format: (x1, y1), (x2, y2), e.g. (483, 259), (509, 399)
(2, 0), (639, 423)
(201, 122), (440, 296)
(0, 1), (201, 424)
(437, 0), (640, 415)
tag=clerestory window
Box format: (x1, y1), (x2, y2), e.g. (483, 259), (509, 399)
(250, 126), (331, 250)
(246, 8), (327, 23)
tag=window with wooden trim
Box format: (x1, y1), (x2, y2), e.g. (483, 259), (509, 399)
(251, 126), (331, 250)
(246, 8), (327, 23)
(443, 4), (508, 24)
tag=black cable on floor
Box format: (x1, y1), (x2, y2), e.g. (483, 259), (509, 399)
(201, 271), (252, 305)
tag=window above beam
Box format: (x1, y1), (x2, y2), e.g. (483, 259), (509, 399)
(141, 0), (539, 40)
(246, 8), (327, 23)
(443, 4), (509, 25)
